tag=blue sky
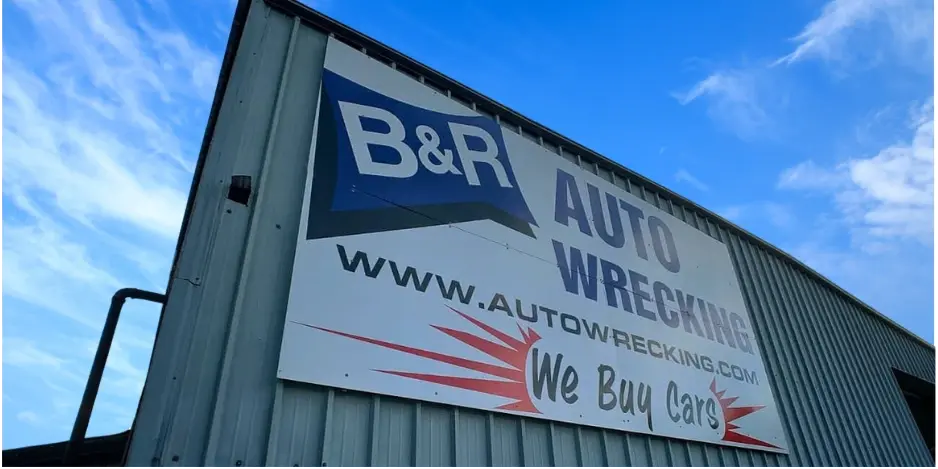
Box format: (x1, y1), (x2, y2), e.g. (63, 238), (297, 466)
(2, 0), (933, 450)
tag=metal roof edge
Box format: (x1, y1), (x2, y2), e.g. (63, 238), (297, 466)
(157, 0), (251, 320)
(132, 0), (255, 447)
(179, 0), (930, 353)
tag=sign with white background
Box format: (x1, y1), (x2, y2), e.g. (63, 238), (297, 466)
(278, 37), (789, 453)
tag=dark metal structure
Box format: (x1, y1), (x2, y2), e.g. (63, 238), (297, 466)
(63, 288), (167, 465)
(3, 431), (131, 467)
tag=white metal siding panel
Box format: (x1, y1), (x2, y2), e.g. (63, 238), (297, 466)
(129, 1), (936, 466)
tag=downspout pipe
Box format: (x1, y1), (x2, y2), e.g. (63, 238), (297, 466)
(63, 288), (167, 465)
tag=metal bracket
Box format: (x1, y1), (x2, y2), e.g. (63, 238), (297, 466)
(227, 175), (253, 206)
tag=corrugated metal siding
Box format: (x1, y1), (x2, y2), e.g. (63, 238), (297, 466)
(127, 0), (936, 466)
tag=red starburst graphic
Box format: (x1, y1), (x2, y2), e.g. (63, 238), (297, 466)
(307, 306), (542, 413)
(710, 378), (779, 449)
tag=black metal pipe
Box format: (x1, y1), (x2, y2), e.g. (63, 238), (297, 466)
(63, 288), (166, 466)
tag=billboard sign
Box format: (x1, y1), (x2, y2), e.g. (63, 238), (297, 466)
(278, 38), (789, 453)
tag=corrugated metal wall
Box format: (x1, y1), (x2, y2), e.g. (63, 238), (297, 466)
(127, 0), (936, 466)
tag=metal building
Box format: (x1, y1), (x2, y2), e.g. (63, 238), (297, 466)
(125, 0), (935, 466)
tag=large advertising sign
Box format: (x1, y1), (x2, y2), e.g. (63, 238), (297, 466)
(278, 38), (789, 453)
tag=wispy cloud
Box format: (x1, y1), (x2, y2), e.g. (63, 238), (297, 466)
(773, 0), (933, 70)
(3, 221), (122, 329)
(3, 0), (225, 448)
(777, 160), (848, 190)
(773, 0), (884, 66)
(3, 334), (153, 438)
(3, 337), (87, 418)
(758, 0), (934, 341)
(775, 99), (933, 340)
(674, 169), (710, 192)
(672, 68), (775, 140)
(676, 0), (932, 140)
(778, 98), (934, 250)
(4, 58), (191, 240)
(4, 338), (71, 370)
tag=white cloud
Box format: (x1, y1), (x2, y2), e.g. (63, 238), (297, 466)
(779, 98), (934, 250)
(679, 0), (931, 140)
(3, 0), (219, 323)
(3, 337), (86, 397)
(3, 0), (222, 446)
(3, 335), (151, 435)
(774, 0), (933, 70)
(4, 338), (69, 370)
(3, 60), (190, 240)
(672, 68), (774, 140)
(774, 0), (884, 65)
(674, 169), (710, 192)
(139, 21), (221, 101)
(778, 160), (848, 190)
(3, 0), (220, 242)
(2, 207), (123, 329)
(775, 101), (932, 341)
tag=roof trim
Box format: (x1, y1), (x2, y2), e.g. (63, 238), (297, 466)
(166, 0), (252, 290)
(133, 0), (254, 446)
(168, 0), (932, 360)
